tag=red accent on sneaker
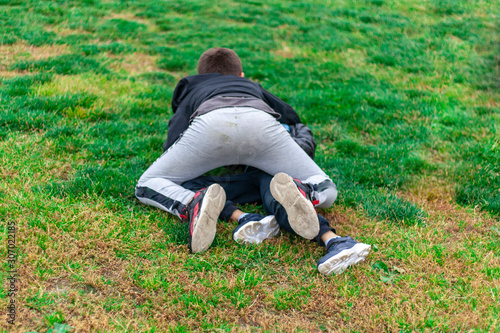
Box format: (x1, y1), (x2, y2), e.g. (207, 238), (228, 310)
(190, 202), (200, 235)
(179, 214), (188, 220)
(293, 178), (308, 198)
(312, 200), (320, 206)
(193, 190), (203, 199)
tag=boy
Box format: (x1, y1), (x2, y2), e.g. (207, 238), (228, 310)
(135, 48), (370, 275)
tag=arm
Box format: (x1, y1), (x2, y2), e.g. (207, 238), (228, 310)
(285, 123), (316, 159)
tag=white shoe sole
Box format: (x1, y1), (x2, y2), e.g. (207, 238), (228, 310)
(318, 243), (371, 276)
(233, 215), (279, 244)
(190, 184), (226, 253)
(270, 173), (319, 240)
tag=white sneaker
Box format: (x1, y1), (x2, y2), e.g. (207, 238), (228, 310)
(317, 236), (371, 275)
(187, 184), (226, 253)
(233, 214), (279, 244)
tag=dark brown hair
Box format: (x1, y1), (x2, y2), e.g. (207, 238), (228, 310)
(197, 48), (243, 76)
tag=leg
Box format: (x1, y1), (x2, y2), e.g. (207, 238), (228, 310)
(255, 171), (372, 276)
(317, 235), (372, 276)
(136, 114), (251, 253)
(136, 113), (249, 217)
(257, 171), (336, 242)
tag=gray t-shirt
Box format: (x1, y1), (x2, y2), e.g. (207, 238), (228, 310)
(190, 95), (281, 121)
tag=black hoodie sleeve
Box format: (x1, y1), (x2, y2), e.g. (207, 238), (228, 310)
(163, 110), (191, 151)
(289, 123), (316, 159)
(171, 77), (190, 113)
(259, 85), (302, 125)
(164, 78), (193, 150)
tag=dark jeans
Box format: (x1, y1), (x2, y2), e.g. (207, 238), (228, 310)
(182, 169), (335, 246)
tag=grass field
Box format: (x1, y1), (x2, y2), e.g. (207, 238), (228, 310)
(0, 0), (499, 331)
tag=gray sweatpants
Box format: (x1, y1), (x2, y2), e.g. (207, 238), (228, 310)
(136, 107), (337, 217)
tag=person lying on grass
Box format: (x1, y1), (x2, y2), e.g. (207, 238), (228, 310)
(135, 47), (371, 275)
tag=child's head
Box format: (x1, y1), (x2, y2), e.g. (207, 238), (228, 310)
(197, 48), (243, 76)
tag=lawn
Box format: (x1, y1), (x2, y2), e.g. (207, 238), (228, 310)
(0, 0), (499, 332)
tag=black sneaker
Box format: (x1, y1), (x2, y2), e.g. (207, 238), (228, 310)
(185, 184), (226, 253)
(232, 214), (279, 244)
(317, 236), (371, 275)
(270, 172), (319, 240)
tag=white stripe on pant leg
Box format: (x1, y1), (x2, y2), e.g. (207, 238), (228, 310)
(141, 178), (195, 206)
(137, 197), (175, 213)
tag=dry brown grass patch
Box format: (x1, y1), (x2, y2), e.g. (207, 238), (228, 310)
(114, 53), (159, 74)
(405, 174), (497, 231)
(272, 42), (303, 59)
(0, 42), (70, 66)
(44, 26), (91, 37)
(0, 70), (23, 78)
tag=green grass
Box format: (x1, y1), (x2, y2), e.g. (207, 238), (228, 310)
(11, 54), (110, 75)
(0, 0), (499, 331)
